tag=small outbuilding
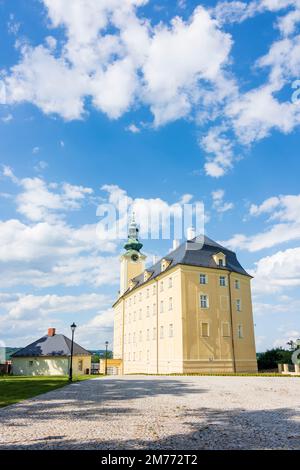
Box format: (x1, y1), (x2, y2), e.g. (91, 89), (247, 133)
(11, 328), (91, 376)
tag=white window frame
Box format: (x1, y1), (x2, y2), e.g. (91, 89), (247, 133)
(169, 323), (174, 338)
(236, 299), (242, 312)
(200, 294), (209, 309)
(199, 273), (207, 285)
(234, 279), (240, 289)
(219, 275), (226, 287)
(238, 324), (243, 338)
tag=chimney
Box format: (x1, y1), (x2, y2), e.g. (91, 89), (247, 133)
(186, 227), (196, 241)
(48, 328), (56, 337)
(172, 239), (180, 250)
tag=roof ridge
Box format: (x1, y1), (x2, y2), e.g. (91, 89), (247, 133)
(61, 334), (72, 355)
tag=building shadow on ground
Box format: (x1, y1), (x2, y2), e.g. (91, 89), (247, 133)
(0, 406), (299, 450)
(0, 378), (206, 424)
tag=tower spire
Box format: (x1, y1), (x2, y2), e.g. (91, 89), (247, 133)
(124, 212), (143, 252)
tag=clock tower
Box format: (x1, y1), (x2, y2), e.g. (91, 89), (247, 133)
(120, 214), (146, 295)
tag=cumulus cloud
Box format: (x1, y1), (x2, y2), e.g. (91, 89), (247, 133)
(1, 0), (300, 175)
(211, 189), (234, 213)
(222, 193), (300, 251)
(2, 166), (93, 222)
(251, 247), (300, 293)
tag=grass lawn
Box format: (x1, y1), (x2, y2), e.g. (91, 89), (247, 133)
(0, 375), (92, 408)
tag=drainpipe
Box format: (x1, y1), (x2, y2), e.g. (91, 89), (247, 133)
(121, 298), (125, 375)
(228, 272), (236, 373)
(156, 279), (159, 374)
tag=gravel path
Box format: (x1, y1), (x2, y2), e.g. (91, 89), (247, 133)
(0, 375), (299, 450)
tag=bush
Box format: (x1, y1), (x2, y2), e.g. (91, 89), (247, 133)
(257, 348), (293, 370)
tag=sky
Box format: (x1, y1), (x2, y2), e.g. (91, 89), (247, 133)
(0, 0), (300, 352)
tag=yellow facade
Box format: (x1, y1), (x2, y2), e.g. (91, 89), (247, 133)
(12, 355), (91, 376)
(113, 235), (257, 374)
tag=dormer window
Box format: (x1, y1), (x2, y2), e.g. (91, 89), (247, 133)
(144, 270), (152, 282)
(213, 252), (226, 268)
(161, 258), (171, 272)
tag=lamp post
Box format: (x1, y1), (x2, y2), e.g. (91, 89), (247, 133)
(69, 322), (77, 382)
(105, 341), (109, 375)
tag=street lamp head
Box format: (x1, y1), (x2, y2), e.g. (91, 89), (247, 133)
(70, 322), (77, 333)
(105, 341), (109, 347)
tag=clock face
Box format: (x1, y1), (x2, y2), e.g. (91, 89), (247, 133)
(131, 253), (139, 262)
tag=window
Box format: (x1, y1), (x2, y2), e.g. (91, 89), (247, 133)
(146, 305), (150, 317)
(133, 311), (136, 321)
(168, 277), (172, 288)
(78, 359), (83, 372)
(129, 312), (131, 323)
(128, 352), (131, 361)
(139, 292), (142, 302)
(236, 299), (241, 312)
(169, 297), (173, 310)
(139, 351), (142, 361)
(238, 324), (243, 338)
(201, 322), (209, 337)
(160, 281), (164, 292)
(129, 298), (132, 306)
(147, 329), (150, 341)
(219, 259), (224, 267)
(128, 333), (131, 343)
(139, 309), (142, 320)
(160, 326), (164, 339)
(147, 350), (150, 361)
(134, 295), (136, 304)
(200, 294), (209, 308)
(169, 323), (174, 338)
(153, 284), (156, 295)
(133, 332), (136, 343)
(133, 352), (136, 361)
(153, 327), (157, 340)
(28, 360), (34, 367)
(146, 288), (149, 298)
(139, 331), (142, 342)
(153, 303), (156, 315)
(222, 322), (230, 337)
(219, 275), (226, 287)
(199, 273), (207, 284)
(160, 300), (164, 313)
(235, 279), (240, 289)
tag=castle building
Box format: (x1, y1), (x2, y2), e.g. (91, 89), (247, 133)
(113, 218), (257, 374)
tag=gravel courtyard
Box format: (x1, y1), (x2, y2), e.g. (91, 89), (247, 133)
(0, 375), (299, 450)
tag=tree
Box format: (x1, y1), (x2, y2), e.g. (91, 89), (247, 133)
(257, 348), (293, 370)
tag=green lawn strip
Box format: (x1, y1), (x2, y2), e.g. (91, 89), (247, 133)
(0, 375), (92, 408)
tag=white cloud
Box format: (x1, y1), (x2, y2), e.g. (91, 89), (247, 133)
(223, 193), (300, 251)
(1, 114), (13, 123)
(1, 0), (300, 177)
(0, 293), (114, 348)
(126, 123), (140, 133)
(211, 189), (234, 212)
(201, 127), (234, 177)
(2, 166), (93, 222)
(251, 247), (300, 293)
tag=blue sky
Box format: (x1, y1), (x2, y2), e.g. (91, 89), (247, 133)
(0, 0), (300, 351)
